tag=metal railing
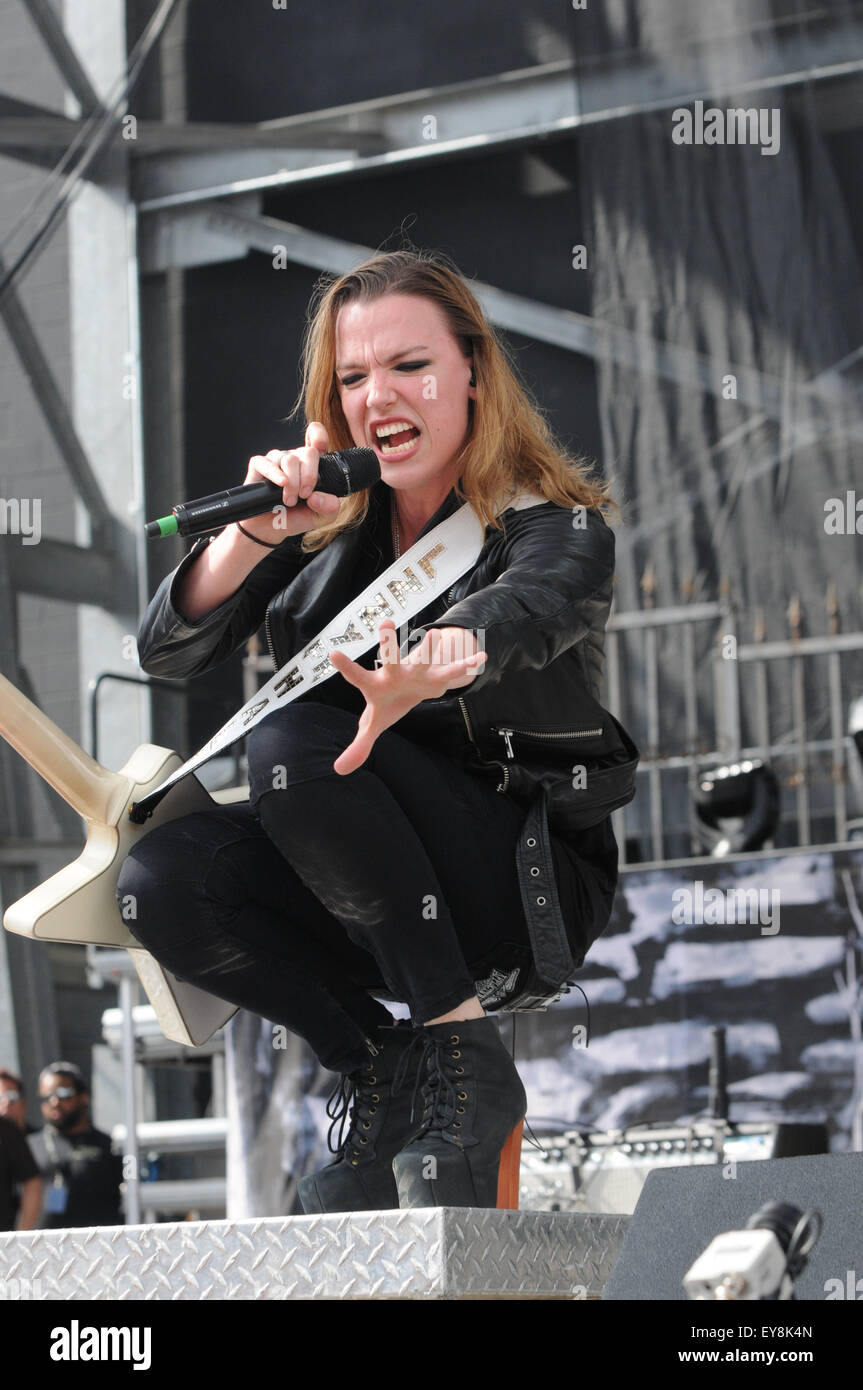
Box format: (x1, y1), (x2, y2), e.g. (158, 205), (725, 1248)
(605, 595), (863, 864)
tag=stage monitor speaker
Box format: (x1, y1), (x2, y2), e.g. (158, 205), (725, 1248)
(603, 1150), (863, 1300)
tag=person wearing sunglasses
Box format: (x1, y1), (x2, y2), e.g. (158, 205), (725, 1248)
(0, 1068), (37, 1134)
(0, 1067), (43, 1233)
(28, 1062), (123, 1229)
(0, 1105), (41, 1232)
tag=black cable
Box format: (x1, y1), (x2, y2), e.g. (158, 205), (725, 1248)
(783, 1208), (822, 1281)
(744, 1202), (822, 1297)
(508, 1011), (541, 1150)
(1, 102), (105, 258)
(528, 1118), (596, 1133)
(0, 0), (181, 307)
(511, 986), (595, 1154)
(567, 979), (592, 1045)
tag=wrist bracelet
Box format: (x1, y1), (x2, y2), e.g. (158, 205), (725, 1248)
(235, 520), (281, 549)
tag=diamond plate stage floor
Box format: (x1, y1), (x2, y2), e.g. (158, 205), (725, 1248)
(0, 1209), (628, 1300)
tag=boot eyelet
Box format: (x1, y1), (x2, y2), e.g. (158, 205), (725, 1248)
(371, 1094), (380, 1103)
(456, 1106), (465, 1114)
(351, 1159), (359, 1166)
(451, 1050), (461, 1059)
(361, 1121), (371, 1130)
(453, 1121), (462, 1128)
(360, 1137), (368, 1145)
(369, 1106), (377, 1114)
(455, 1066), (464, 1074)
(457, 1091), (467, 1100)
(449, 1035), (460, 1044)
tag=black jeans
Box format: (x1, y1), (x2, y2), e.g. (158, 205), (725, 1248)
(117, 702), (590, 1074)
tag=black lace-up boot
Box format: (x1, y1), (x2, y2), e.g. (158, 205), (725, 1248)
(298, 1022), (421, 1213)
(392, 1016), (527, 1209)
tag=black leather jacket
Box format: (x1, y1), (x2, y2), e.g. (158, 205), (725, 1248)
(136, 477), (639, 998)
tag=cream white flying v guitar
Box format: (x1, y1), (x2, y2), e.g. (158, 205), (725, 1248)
(0, 671), (238, 1046)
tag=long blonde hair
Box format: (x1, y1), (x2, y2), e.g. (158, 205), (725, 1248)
(290, 248), (620, 552)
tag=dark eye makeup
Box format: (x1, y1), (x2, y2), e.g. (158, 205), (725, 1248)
(338, 360), (430, 387)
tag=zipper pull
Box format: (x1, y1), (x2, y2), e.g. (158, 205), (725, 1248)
(499, 728), (514, 759)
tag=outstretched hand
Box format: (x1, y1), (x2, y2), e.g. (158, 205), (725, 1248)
(328, 621), (487, 775)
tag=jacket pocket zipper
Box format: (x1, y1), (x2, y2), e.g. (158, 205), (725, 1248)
(458, 696), (510, 794)
(492, 725), (604, 760)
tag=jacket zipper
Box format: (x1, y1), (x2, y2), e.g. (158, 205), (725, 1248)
(492, 725), (604, 760)
(265, 608), (277, 668)
(457, 695), (510, 794)
(446, 583), (511, 792)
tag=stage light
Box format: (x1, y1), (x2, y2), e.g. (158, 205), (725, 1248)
(691, 758), (780, 856)
(847, 695), (863, 839)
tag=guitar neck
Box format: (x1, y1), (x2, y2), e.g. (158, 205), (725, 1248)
(0, 672), (130, 825)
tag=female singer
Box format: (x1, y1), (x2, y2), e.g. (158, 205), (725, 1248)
(118, 249), (636, 1212)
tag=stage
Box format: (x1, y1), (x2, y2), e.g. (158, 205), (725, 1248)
(0, 1208), (627, 1301)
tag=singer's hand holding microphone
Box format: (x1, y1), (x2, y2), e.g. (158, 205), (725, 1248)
(154, 422), (380, 623)
(144, 421), (380, 543)
(237, 423), (342, 545)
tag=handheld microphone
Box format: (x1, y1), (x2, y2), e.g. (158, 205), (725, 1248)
(145, 446), (380, 539)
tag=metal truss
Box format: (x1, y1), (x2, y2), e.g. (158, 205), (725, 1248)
(0, 0), (179, 615)
(1, 12), (860, 459)
(4, 20), (862, 206)
(131, 25), (863, 210)
(142, 202), (858, 422)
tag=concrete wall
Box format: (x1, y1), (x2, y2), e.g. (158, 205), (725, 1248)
(0, 0), (80, 782)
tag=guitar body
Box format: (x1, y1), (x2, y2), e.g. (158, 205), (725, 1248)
(0, 674), (239, 1047)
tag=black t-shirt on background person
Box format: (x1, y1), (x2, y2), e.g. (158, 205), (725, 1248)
(0, 1114), (39, 1231)
(28, 1125), (123, 1228)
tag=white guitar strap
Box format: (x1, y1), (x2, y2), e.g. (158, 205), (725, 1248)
(129, 490), (544, 823)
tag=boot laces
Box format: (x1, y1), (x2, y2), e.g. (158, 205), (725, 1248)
(325, 1023), (414, 1157)
(406, 1033), (461, 1135)
(342, 1026), (465, 1138)
(325, 1065), (378, 1157)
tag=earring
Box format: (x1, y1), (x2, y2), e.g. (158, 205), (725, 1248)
(469, 368), (476, 388)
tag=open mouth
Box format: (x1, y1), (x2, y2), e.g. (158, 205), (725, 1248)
(374, 422), (421, 456)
